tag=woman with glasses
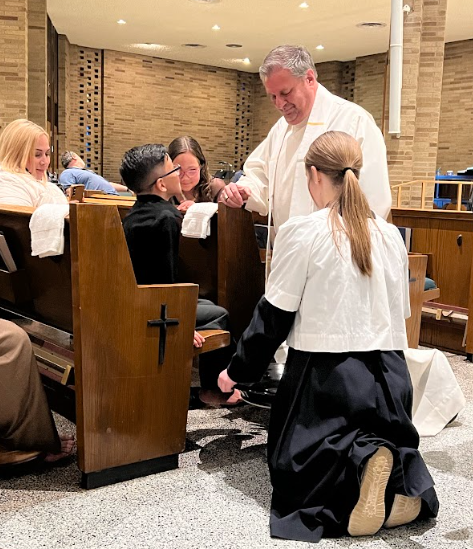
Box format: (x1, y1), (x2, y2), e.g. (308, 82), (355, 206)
(168, 136), (225, 213)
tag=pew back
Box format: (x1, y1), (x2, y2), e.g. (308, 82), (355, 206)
(0, 205), (72, 331)
(85, 198), (266, 339)
(0, 202), (200, 487)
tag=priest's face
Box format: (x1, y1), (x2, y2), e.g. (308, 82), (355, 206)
(264, 68), (317, 125)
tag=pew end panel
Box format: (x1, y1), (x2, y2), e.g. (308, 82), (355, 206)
(407, 253), (440, 348)
(69, 203), (199, 481)
(392, 208), (472, 355)
(217, 204), (265, 338)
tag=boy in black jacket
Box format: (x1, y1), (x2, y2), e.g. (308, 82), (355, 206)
(121, 144), (239, 406)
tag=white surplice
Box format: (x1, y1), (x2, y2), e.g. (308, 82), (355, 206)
(241, 84), (392, 232)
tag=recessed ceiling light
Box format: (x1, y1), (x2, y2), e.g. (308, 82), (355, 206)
(226, 43), (243, 48)
(182, 43), (207, 48)
(117, 19), (126, 25)
(212, 24), (221, 31)
(243, 58), (251, 64)
(299, 2), (309, 8)
(356, 22), (387, 28)
(315, 44), (324, 50)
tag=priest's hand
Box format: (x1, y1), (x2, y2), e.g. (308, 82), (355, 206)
(218, 369), (237, 393)
(219, 182), (252, 208)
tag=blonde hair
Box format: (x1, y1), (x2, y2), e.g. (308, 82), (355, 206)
(305, 131), (373, 276)
(0, 119), (49, 184)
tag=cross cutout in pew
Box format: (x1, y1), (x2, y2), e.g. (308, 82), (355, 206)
(147, 304), (179, 365)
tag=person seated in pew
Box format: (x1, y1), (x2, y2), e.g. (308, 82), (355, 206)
(443, 198), (467, 211)
(0, 319), (74, 467)
(0, 119), (67, 207)
(168, 136), (226, 213)
(218, 132), (438, 543)
(119, 143), (240, 406)
(59, 151), (128, 196)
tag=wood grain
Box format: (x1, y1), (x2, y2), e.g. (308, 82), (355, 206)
(69, 203), (199, 473)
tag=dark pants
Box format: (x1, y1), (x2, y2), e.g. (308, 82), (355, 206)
(196, 299), (235, 389)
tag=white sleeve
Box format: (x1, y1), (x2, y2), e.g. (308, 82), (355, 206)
(239, 125), (278, 216)
(353, 113), (392, 220)
(401, 242), (411, 320)
(391, 226), (411, 319)
(265, 217), (313, 311)
(37, 183), (68, 207)
(0, 179), (36, 207)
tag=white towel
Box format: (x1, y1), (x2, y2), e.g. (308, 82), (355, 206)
(29, 203), (70, 258)
(181, 202), (218, 239)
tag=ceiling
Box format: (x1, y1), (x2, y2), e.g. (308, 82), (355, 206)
(48, 0), (473, 73)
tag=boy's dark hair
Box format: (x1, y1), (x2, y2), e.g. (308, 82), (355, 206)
(119, 144), (167, 194)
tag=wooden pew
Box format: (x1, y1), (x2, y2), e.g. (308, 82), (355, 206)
(392, 207), (471, 355)
(0, 202), (228, 488)
(407, 253), (441, 348)
(83, 197), (266, 340)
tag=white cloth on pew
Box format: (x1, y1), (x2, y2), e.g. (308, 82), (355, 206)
(181, 202), (218, 239)
(404, 347), (466, 437)
(29, 203), (69, 258)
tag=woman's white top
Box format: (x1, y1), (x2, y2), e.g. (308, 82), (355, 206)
(265, 208), (410, 353)
(0, 169), (67, 208)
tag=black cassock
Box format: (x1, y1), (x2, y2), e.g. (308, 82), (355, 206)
(228, 297), (439, 543)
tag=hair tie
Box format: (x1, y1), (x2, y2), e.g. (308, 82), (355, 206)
(341, 167), (352, 176)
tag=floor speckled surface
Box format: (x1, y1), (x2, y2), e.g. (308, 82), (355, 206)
(0, 352), (472, 548)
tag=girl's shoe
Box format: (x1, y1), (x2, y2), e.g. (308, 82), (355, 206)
(384, 494), (421, 528)
(348, 446), (393, 537)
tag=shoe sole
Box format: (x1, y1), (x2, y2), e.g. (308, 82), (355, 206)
(348, 446), (393, 537)
(384, 494), (421, 528)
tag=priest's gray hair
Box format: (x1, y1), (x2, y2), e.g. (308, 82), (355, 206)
(259, 45), (318, 81)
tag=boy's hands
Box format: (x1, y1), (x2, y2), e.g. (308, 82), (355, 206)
(193, 331), (205, 348)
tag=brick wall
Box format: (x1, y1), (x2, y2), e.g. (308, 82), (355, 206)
(27, 0), (46, 129)
(66, 45), (103, 174)
(57, 34), (70, 161)
(59, 37), (472, 190)
(317, 61), (344, 97)
(437, 40), (473, 174)
(354, 53), (386, 129)
(101, 50), (244, 182)
(251, 77), (279, 148)
(0, 0), (28, 129)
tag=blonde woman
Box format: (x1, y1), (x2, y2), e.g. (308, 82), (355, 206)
(0, 119), (67, 207)
(219, 131), (438, 543)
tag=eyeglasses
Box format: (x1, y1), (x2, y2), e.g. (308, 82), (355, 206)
(146, 164), (181, 191)
(179, 167), (200, 178)
(159, 164), (181, 179)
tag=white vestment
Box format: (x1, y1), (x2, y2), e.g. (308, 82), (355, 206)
(240, 84), (392, 232)
(404, 348), (466, 437)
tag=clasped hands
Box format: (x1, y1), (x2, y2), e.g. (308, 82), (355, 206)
(218, 182), (252, 208)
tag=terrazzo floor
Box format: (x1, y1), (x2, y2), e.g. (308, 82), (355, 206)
(0, 352), (472, 549)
